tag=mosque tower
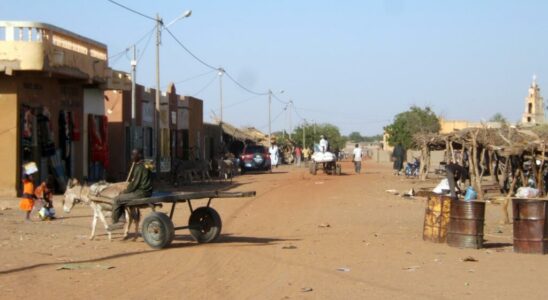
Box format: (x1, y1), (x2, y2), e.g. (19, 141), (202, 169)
(522, 75), (545, 125)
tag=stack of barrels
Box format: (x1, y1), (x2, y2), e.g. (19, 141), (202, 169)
(423, 195), (485, 249)
(423, 194), (548, 254)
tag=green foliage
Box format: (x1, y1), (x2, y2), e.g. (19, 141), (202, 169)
(348, 131), (363, 142)
(348, 132), (382, 143)
(489, 113), (508, 124)
(384, 106), (440, 149)
(292, 123), (347, 150)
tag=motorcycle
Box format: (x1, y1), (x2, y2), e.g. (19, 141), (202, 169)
(405, 158), (420, 178)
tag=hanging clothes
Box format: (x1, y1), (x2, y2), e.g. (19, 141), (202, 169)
(71, 112), (80, 141)
(89, 115), (109, 169)
(37, 108), (55, 157)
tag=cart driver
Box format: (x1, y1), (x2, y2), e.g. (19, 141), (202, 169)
(111, 148), (153, 227)
(319, 135), (329, 153)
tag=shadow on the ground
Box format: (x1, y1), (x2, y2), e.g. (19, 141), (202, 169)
(172, 233), (297, 246)
(0, 234), (295, 275)
(483, 242), (513, 249)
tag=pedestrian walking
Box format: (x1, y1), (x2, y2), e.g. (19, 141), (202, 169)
(19, 162), (38, 221)
(269, 142), (280, 169)
(294, 146), (302, 167)
(352, 144), (363, 174)
(392, 143), (405, 175)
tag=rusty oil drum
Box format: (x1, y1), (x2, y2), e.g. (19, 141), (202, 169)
(447, 199), (485, 249)
(512, 198), (548, 254)
(423, 195), (451, 243)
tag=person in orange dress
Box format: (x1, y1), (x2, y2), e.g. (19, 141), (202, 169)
(35, 181), (55, 220)
(19, 173), (36, 221)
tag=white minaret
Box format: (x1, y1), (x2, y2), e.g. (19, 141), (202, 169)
(522, 75), (545, 125)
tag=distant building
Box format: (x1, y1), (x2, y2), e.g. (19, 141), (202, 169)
(521, 75), (544, 125)
(439, 118), (503, 134)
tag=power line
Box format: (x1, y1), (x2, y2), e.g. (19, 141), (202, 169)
(164, 26), (270, 97)
(164, 26), (218, 71)
(193, 75), (218, 97)
(272, 93), (289, 105)
(168, 70), (216, 88)
(223, 71), (269, 96)
(136, 27), (155, 63)
(106, 0), (156, 21)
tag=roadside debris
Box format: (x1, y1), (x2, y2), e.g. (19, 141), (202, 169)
(318, 223), (331, 228)
(385, 189), (399, 195)
(461, 256), (478, 262)
(402, 266), (420, 272)
(314, 181), (324, 185)
(301, 287), (313, 293)
(56, 263), (114, 270)
(282, 245), (297, 250)
(337, 267), (351, 272)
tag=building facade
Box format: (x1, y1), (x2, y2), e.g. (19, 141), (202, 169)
(0, 21), (110, 196)
(104, 84), (204, 181)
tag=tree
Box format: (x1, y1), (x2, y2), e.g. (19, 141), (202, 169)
(292, 123), (347, 150)
(348, 131), (363, 142)
(384, 106), (440, 149)
(489, 113), (508, 124)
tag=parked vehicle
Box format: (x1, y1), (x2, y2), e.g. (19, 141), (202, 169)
(240, 145), (271, 173)
(405, 157), (420, 178)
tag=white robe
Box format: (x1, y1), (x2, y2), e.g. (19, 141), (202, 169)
(269, 146), (279, 166)
(319, 138), (329, 152)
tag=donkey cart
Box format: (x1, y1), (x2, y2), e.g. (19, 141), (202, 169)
(309, 151), (341, 176)
(126, 190), (255, 249)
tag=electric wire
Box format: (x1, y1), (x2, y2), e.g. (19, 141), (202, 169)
(170, 70), (216, 87)
(192, 75), (218, 97)
(106, 0), (156, 21)
(164, 26), (218, 71)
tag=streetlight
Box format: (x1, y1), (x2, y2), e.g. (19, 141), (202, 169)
(268, 89), (284, 147)
(154, 9), (191, 173)
(218, 67), (225, 143)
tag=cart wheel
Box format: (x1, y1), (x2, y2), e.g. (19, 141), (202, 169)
(142, 212), (174, 249)
(189, 207), (222, 243)
(336, 164), (342, 175)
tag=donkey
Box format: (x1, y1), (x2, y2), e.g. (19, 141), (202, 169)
(63, 179), (151, 241)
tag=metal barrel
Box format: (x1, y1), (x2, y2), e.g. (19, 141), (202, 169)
(512, 198), (548, 254)
(423, 195), (452, 243)
(447, 199), (485, 249)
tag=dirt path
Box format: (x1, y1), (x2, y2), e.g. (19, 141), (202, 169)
(1, 161), (547, 299)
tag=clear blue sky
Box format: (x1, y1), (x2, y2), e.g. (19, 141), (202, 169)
(2, 0), (547, 135)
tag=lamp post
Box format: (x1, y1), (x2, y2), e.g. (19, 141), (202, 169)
(154, 10), (191, 173)
(130, 45), (137, 152)
(218, 67), (224, 143)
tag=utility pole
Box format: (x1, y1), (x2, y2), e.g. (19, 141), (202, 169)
(218, 68), (224, 144)
(155, 13), (162, 173)
(313, 121), (317, 144)
(303, 120), (306, 149)
(130, 45), (137, 152)
(288, 100), (292, 140)
(268, 89), (272, 147)
(218, 68), (224, 124)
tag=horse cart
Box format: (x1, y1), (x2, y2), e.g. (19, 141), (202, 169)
(309, 151), (341, 175)
(124, 190), (255, 249)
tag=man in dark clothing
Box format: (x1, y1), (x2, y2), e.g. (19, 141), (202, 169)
(111, 149), (153, 224)
(392, 143), (405, 175)
(445, 162), (469, 198)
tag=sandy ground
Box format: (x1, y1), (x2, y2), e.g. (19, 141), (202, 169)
(1, 160), (547, 299)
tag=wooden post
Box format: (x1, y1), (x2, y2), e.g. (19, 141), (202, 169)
(538, 143), (546, 196)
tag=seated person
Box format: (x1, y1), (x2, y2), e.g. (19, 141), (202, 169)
(111, 149), (153, 226)
(35, 181), (55, 220)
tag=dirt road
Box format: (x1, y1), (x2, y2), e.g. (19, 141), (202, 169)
(1, 161), (547, 299)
